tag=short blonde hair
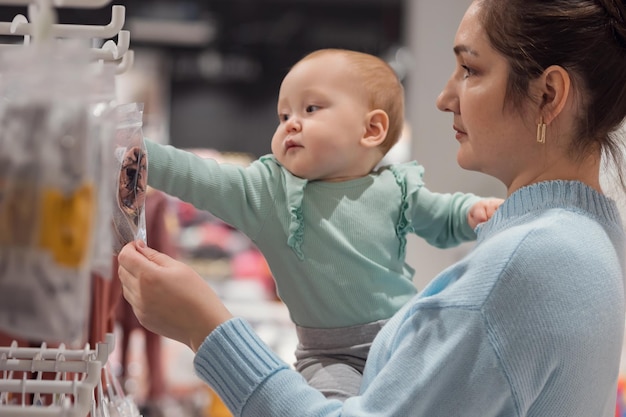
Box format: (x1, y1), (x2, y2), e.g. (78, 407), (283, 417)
(297, 49), (405, 155)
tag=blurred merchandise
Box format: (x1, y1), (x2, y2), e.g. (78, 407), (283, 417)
(615, 377), (626, 417)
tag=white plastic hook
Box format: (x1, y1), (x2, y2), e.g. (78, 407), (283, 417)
(9, 14), (30, 45)
(10, 14), (28, 33)
(81, 342), (91, 362)
(0, 0), (112, 5)
(0, 4), (125, 39)
(31, 342), (46, 373)
(54, 352), (65, 373)
(90, 29), (130, 61)
(7, 340), (18, 359)
(115, 48), (133, 75)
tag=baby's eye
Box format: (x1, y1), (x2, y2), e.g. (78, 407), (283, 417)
(278, 113), (289, 122)
(306, 105), (320, 113)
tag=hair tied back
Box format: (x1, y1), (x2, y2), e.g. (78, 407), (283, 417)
(597, 0), (626, 49)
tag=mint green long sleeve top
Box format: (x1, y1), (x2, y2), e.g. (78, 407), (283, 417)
(145, 140), (480, 328)
(194, 180), (626, 416)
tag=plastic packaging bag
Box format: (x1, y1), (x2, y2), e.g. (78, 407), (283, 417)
(112, 103), (148, 254)
(0, 42), (105, 344)
(94, 363), (142, 417)
(89, 63), (118, 279)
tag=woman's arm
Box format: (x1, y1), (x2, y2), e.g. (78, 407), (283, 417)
(118, 241), (516, 417)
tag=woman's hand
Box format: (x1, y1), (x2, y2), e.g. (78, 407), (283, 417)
(118, 240), (233, 352)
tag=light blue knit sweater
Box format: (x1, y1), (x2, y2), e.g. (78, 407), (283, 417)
(194, 180), (626, 417)
(145, 140), (480, 328)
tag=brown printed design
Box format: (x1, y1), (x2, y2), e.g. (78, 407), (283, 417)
(118, 146), (147, 220)
(112, 145), (147, 254)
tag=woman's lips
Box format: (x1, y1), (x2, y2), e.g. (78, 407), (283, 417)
(453, 125), (466, 140)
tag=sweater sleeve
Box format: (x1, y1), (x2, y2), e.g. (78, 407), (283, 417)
(144, 139), (279, 239)
(193, 311), (517, 417)
(408, 186), (481, 248)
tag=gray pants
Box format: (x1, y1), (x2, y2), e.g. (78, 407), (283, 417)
(294, 319), (388, 401)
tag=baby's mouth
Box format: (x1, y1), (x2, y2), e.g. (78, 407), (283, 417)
(284, 138), (302, 151)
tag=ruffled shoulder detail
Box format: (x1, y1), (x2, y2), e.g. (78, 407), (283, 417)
(258, 154), (280, 168)
(283, 172), (308, 260)
(388, 162), (425, 258)
(257, 155), (308, 259)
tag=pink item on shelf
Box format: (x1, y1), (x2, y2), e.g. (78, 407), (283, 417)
(231, 249), (276, 299)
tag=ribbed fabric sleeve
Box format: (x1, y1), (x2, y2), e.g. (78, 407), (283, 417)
(193, 318), (290, 415)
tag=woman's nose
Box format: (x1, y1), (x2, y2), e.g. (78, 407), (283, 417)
(436, 76), (458, 113)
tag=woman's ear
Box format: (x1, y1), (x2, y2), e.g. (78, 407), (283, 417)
(362, 109), (389, 148)
(539, 65), (571, 124)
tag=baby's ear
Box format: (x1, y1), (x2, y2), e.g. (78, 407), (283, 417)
(362, 109), (388, 148)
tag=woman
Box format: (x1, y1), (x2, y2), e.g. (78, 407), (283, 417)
(118, 0), (626, 415)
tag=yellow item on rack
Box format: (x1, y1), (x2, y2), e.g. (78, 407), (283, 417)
(38, 183), (94, 267)
(204, 387), (233, 417)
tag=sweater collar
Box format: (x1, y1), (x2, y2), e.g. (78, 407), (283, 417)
(476, 180), (623, 239)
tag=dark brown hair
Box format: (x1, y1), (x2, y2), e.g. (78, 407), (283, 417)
(478, 0), (626, 183)
(298, 49), (405, 155)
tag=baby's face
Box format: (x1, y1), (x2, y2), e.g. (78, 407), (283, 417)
(271, 53), (374, 182)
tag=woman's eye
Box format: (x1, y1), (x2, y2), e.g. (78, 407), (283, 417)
(306, 105), (320, 113)
(461, 65), (474, 79)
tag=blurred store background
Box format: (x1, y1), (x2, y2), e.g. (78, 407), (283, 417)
(0, 0), (405, 155)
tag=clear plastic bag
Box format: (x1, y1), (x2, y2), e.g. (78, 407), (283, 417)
(93, 363), (142, 417)
(89, 63), (118, 279)
(0, 42), (106, 344)
(112, 102), (148, 255)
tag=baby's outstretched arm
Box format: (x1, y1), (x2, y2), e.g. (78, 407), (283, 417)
(467, 198), (504, 229)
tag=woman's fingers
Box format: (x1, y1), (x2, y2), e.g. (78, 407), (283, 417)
(117, 240), (233, 350)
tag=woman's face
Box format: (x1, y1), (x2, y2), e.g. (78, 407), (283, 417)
(436, 1), (537, 191)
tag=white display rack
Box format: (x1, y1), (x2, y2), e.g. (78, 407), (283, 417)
(0, 333), (115, 417)
(0, 2), (131, 416)
(0, 0), (133, 73)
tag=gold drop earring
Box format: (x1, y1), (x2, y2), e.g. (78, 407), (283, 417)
(536, 116), (546, 144)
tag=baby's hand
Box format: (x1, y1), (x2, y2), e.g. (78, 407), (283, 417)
(468, 198), (504, 229)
